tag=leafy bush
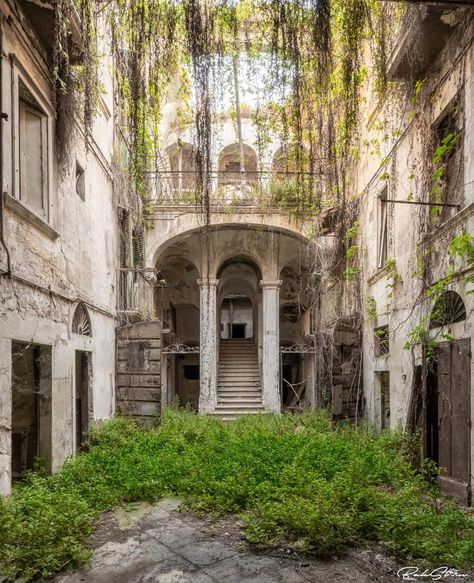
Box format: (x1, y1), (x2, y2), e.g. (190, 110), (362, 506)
(1, 409), (473, 581)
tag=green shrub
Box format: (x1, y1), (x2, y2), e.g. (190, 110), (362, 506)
(0, 409), (473, 581)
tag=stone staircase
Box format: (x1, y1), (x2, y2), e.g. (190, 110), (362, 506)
(212, 339), (264, 420)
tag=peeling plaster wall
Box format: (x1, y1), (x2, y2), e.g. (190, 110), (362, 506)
(0, 2), (118, 495)
(355, 10), (474, 460)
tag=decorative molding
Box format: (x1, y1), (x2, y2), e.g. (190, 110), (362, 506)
(260, 279), (282, 290)
(280, 342), (315, 354)
(197, 278), (219, 288)
(163, 344), (200, 354)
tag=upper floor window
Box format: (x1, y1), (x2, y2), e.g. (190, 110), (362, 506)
(18, 83), (49, 216)
(375, 325), (389, 357)
(431, 98), (464, 223)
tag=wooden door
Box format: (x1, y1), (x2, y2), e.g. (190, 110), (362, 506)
(436, 339), (471, 505)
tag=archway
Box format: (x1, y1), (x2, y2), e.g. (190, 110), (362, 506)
(279, 260), (315, 411)
(155, 255), (200, 409)
(217, 143), (258, 200)
(217, 256), (262, 343)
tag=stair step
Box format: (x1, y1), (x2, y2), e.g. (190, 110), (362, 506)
(217, 389), (262, 394)
(218, 400), (262, 405)
(215, 405), (265, 412)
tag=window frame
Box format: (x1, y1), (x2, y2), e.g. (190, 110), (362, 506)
(18, 97), (49, 215)
(374, 325), (390, 357)
(11, 59), (53, 224)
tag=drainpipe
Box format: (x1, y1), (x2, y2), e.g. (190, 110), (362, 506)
(0, 19), (12, 276)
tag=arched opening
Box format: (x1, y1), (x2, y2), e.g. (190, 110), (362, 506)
(279, 260), (315, 411)
(155, 256), (200, 410)
(217, 143), (258, 196)
(72, 303), (92, 336)
(429, 290), (466, 329)
(165, 141), (197, 197)
(217, 257), (261, 343)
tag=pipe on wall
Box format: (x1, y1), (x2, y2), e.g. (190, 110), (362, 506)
(0, 16), (12, 276)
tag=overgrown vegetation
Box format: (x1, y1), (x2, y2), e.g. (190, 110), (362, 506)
(1, 410), (473, 581)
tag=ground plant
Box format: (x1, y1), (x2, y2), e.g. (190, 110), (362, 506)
(1, 409), (473, 581)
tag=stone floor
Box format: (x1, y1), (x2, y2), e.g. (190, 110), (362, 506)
(53, 498), (453, 583)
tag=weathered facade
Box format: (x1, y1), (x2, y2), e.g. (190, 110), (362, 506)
(0, 1), (122, 495)
(355, 5), (474, 504)
(1, 1), (473, 507)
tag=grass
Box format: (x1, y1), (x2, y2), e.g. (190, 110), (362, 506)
(1, 409), (473, 581)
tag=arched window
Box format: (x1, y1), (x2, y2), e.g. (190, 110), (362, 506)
(429, 291), (466, 329)
(72, 303), (92, 336)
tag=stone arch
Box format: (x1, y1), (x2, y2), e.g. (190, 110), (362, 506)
(272, 145), (309, 177)
(218, 143), (258, 187)
(72, 303), (92, 336)
(216, 253), (263, 282)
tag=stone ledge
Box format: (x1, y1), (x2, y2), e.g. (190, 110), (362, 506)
(4, 193), (59, 240)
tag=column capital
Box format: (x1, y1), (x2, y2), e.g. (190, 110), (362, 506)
(260, 279), (282, 290)
(197, 278), (219, 289)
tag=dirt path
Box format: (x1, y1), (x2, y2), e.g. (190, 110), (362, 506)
(54, 498), (467, 583)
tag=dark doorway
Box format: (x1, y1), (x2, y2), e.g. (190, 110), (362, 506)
(427, 339), (471, 505)
(379, 372), (390, 430)
(11, 342), (52, 479)
(231, 323), (246, 338)
(75, 351), (90, 450)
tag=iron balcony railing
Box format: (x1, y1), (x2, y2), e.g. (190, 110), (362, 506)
(147, 169), (326, 207)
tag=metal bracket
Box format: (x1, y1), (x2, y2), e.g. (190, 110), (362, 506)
(381, 198), (461, 211)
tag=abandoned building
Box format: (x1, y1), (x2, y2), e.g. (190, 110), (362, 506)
(0, 0), (473, 507)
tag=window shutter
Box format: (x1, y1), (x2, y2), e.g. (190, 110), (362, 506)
(132, 227), (144, 269)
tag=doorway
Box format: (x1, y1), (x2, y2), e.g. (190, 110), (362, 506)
(231, 323), (246, 338)
(427, 339), (471, 505)
(75, 351), (91, 450)
(11, 342), (52, 479)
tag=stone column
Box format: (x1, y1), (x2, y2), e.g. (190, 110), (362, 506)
(260, 280), (282, 413)
(198, 279), (219, 413)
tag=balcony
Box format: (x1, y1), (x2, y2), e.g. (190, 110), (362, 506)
(17, 0), (82, 61)
(149, 169), (324, 212)
(387, 5), (458, 81)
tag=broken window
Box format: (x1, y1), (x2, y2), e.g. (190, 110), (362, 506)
(374, 325), (389, 357)
(19, 83), (49, 216)
(431, 98), (464, 223)
(377, 188), (388, 269)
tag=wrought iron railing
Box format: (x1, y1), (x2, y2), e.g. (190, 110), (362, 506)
(148, 170), (324, 208)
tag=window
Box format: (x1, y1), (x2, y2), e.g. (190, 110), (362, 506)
(19, 84), (48, 216)
(377, 188), (388, 269)
(75, 161), (85, 200)
(429, 291), (466, 329)
(432, 98), (464, 223)
(72, 303), (92, 336)
(375, 326), (389, 357)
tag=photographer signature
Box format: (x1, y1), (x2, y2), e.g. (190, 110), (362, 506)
(397, 567), (470, 581)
